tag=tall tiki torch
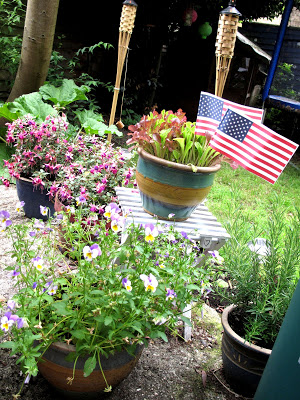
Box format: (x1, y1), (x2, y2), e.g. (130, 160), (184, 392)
(107, 0), (138, 143)
(215, 1), (241, 98)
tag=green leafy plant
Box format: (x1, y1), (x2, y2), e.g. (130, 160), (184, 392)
(0, 204), (211, 396)
(213, 194), (300, 347)
(48, 41), (114, 113)
(0, 0), (25, 79)
(127, 109), (233, 169)
(0, 79), (121, 138)
(270, 63), (300, 101)
(0, 80), (89, 123)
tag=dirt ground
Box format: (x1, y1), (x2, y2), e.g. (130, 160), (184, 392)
(0, 184), (250, 400)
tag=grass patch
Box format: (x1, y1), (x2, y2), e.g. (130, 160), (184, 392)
(206, 155), (300, 231)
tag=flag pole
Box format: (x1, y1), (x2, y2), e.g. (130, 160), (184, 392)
(107, 0), (138, 143)
(215, 1), (241, 98)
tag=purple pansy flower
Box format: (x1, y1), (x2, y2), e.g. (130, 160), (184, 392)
(144, 223), (159, 243)
(0, 210), (12, 230)
(122, 277), (132, 292)
(166, 288), (177, 301)
(140, 273), (158, 293)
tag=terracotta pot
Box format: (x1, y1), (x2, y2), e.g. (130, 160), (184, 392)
(136, 147), (220, 221)
(38, 342), (143, 399)
(221, 305), (272, 397)
(16, 177), (55, 220)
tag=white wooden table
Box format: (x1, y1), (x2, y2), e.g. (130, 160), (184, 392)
(115, 187), (230, 340)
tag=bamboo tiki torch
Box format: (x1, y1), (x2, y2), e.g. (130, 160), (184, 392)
(107, 0), (138, 143)
(215, 1), (241, 98)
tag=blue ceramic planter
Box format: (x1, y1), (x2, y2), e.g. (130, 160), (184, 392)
(136, 148), (221, 221)
(16, 177), (55, 220)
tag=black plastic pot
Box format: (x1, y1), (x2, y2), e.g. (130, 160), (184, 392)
(221, 305), (272, 398)
(16, 177), (55, 220)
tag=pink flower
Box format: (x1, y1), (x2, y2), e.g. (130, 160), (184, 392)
(90, 204), (98, 212)
(96, 182), (106, 194)
(65, 151), (73, 161)
(32, 177), (45, 188)
(1, 177), (10, 187)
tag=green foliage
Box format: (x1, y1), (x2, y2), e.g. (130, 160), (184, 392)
(74, 109), (122, 137)
(0, 79), (122, 139)
(47, 41), (114, 113)
(74, 41), (113, 56)
(213, 192), (300, 347)
(0, 142), (13, 179)
(2, 92), (57, 122)
(39, 79), (90, 107)
(270, 63), (300, 101)
(0, 205), (211, 393)
(0, 80), (90, 123)
(0, 0), (25, 78)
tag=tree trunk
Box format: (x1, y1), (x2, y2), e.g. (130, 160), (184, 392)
(7, 0), (60, 103)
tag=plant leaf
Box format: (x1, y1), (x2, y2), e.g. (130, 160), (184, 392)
(180, 316), (192, 327)
(83, 356), (96, 377)
(51, 301), (71, 316)
(0, 102), (19, 121)
(8, 92), (57, 122)
(104, 315), (113, 326)
(71, 329), (86, 340)
(40, 79), (89, 107)
(156, 330), (168, 342)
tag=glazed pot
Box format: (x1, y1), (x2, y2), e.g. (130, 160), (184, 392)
(16, 177), (55, 220)
(136, 147), (220, 221)
(38, 342), (143, 399)
(221, 305), (272, 397)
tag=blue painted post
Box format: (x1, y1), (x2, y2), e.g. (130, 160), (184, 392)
(254, 279), (300, 399)
(262, 0), (294, 102)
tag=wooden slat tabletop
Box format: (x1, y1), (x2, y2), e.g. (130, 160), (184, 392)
(115, 187), (230, 250)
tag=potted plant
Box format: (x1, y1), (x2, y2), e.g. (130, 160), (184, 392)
(211, 197), (300, 397)
(3, 113), (135, 221)
(54, 135), (135, 222)
(4, 113), (70, 219)
(0, 202), (212, 398)
(126, 109), (233, 221)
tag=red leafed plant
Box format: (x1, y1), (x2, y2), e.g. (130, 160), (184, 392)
(126, 109), (225, 168)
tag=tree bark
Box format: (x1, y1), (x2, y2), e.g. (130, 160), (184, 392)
(7, 0), (60, 103)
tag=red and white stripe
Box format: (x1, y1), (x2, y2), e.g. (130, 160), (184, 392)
(210, 119), (298, 184)
(195, 92), (264, 136)
(222, 98), (264, 122)
(195, 117), (219, 136)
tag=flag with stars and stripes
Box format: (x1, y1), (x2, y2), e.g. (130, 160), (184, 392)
(195, 92), (264, 136)
(209, 108), (299, 184)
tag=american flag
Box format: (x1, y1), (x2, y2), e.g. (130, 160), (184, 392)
(195, 92), (264, 136)
(209, 108), (299, 184)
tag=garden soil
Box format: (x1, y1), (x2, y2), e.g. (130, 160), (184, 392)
(0, 184), (250, 400)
